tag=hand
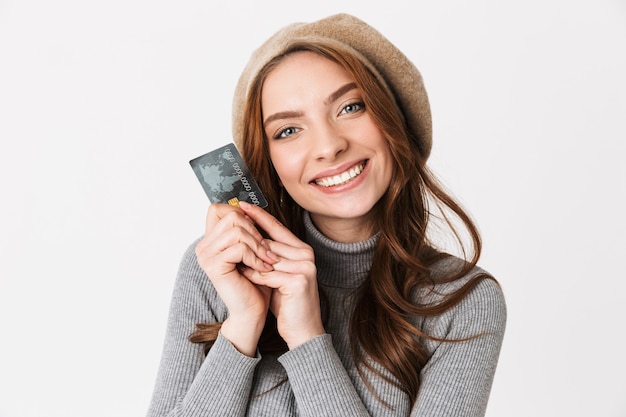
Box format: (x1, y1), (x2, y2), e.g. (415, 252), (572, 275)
(238, 201), (325, 350)
(195, 203), (277, 356)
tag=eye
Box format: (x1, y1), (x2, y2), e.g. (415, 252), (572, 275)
(273, 126), (300, 140)
(340, 101), (365, 115)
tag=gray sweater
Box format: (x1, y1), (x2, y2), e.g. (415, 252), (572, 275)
(147, 213), (506, 416)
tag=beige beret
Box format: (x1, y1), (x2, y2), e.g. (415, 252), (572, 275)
(232, 13), (432, 161)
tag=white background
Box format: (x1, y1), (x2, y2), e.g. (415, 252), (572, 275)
(1, 1), (624, 416)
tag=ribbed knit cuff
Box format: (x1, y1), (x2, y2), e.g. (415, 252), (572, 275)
(278, 334), (368, 416)
(181, 332), (261, 414)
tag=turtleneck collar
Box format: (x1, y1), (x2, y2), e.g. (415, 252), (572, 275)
(303, 211), (379, 289)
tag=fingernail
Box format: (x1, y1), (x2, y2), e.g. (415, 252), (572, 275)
(239, 201), (251, 209)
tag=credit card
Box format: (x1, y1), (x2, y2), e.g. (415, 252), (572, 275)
(189, 143), (268, 208)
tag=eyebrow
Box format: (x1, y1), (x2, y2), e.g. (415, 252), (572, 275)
(263, 110), (303, 126)
(263, 82), (359, 126)
(323, 82), (358, 106)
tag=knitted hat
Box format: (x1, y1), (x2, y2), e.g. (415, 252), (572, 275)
(232, 13), (432, 162)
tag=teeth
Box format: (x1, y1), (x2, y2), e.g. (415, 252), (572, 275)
(315, 163), (364, 187)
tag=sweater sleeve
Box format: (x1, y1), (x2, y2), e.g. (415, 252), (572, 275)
(278, 334), (371, 417)
(146, 239), (261, 417)
(411, 277), (507, 417)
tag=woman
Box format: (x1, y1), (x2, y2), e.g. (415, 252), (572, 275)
(147, 13), (506, 417)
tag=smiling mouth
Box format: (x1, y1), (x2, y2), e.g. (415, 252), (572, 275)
(313, 161), (367, 187)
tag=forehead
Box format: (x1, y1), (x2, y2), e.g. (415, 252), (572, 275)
(261, 51), (354, 106)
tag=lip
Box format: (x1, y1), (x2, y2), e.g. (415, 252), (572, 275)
(309, 159), (369, 193)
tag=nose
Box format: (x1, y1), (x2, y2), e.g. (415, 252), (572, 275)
(312, 123), (348, 161)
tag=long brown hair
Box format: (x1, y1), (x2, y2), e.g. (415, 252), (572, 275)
(190, 42), (492, 404)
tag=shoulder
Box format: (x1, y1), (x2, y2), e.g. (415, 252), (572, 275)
(177, 235), (204, 274)
(172, 236), (223, 311)
(427, 256), (505, 303)
(417, 256), (507, 339)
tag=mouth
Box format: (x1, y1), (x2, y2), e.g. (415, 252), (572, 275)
(313, 160), (367, 187)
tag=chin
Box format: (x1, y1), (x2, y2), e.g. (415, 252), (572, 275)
(315, 204), (377, 222)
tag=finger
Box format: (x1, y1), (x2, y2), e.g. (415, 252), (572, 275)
(204, 224), (269, 258)
(200, 205), (276, 265)
(263, 239), (314, 263)
(241, 269), (318, 303)
(225, 242), (274, 272)
(265, 258), (316, 278)
(198, 229), (275, 272)
(197, 241), (273, 279)
(196, 223), (244, 258)
(205, 204), (265, 245)
(240, 267), (296, 290)
(238, 201), (304, 247)
(204, 203), (239, 231)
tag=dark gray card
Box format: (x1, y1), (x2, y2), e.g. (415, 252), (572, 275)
(189, 143), (268, 208)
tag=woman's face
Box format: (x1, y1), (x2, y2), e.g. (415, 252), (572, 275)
(261, 51), (393, 242)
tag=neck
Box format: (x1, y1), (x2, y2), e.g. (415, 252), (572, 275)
(303, 211), (379, 288)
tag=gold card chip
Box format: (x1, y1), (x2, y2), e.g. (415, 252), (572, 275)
(227, 197), (240, 207)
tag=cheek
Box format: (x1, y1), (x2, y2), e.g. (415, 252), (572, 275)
(269, 147), (303, 185)
(375, 143), (395, 190)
